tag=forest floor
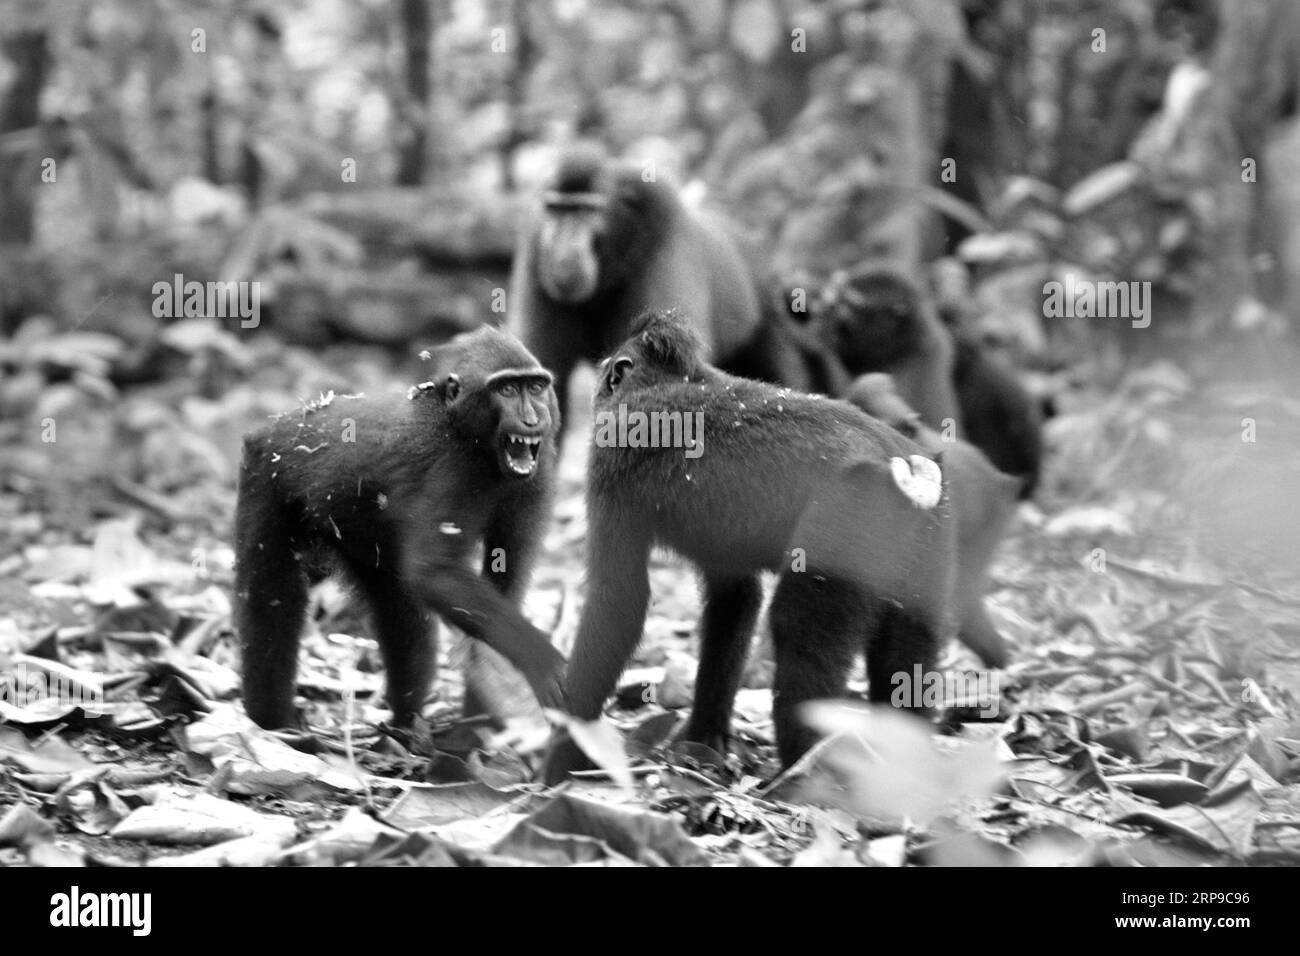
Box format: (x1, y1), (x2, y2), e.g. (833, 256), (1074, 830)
(1, 332), (1299, 866)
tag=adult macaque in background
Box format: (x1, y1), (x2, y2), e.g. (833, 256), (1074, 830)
(818, 261), (1043, 498)
(816, 261), (962, 432)
(947, 335), (1045, 498)
(846, 373), (1019, 668)
(233, 326), (565, 729)
(931, 259), (1045, 498)
(509, 145), (808, 435)
(766, 271), (853, 396)
(542, 310), (958, 781)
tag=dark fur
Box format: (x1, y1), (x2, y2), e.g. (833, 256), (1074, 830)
(542, 311), (957, 779)
(847, 373), (1019, 667)
(234, 326), (564, 729)
(763, 273), (852, 396)
(817, 262), (961, 431)
(821, 262), (1043, 498)
(509, 148), (803, 434)
(949, 337), (1044, 499)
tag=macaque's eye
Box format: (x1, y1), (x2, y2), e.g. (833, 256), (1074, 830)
(528, 381), (546, 396)
(499, 382), (520, 398)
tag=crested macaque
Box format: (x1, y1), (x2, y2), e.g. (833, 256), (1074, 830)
(824, 262), (1044, 497)
(542, 310), (959, 780)
(816, 261), (962, 432)
(510, 146), (807, 435)
(766, 271), (853, 396)
(234, 326), (565, 729)
(948, 338), (1044, 498)
(931, 262), (1045, 498)
(846, 373), (1019, 667)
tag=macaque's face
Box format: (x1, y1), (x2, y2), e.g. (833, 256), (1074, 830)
(536, 193), (606, 304)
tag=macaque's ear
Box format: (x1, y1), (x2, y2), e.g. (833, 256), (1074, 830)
(605, 356), (633, 391)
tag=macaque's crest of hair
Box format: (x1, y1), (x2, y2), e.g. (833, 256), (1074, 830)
(630, 309), (703, 375)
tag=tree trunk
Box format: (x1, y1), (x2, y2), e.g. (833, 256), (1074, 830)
(499, 0), (535, 191)
(0, 29), (50, 243)
(396, 0), (432, 186)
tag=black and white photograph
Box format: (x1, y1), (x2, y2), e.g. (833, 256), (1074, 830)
(0, 0), (1297, 900)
